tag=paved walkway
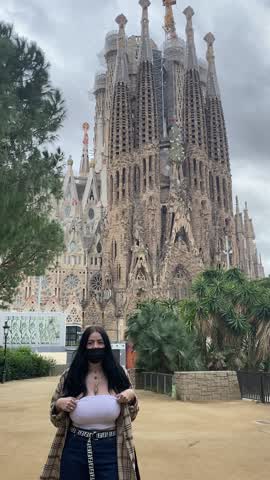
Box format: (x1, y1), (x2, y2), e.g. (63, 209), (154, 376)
(0, 377), (270, 479)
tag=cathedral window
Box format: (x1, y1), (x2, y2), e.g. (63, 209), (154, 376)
(112, 240), (117, 262)
(216, 176), (221, 205)
(199, 162), (203, 178)
(143, 158), (146, 175)
(110, 175), (113, 204)
(200, 181), (204, 193)
(90, 272), (102, 293)
(209, 173), (214, 201)
(223, 180), (228, 211)
(128, 167), (131, 197)
(117, 265), (121, 281)
(134, 165), (141, 194)
(183, 161), (187, 178)
(116, 171), (120, 201)
(122, 168), (126, 198)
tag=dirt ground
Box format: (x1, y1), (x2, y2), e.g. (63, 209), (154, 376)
(0, 377), (270, 480)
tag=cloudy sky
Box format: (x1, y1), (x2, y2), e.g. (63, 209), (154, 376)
(1, 0), (270, 274)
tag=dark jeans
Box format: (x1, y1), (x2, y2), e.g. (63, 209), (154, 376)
(60, 431), (119, 480)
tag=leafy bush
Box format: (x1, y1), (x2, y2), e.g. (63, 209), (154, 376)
(0, 346), (55, 381)
(127, 299), (204, 373)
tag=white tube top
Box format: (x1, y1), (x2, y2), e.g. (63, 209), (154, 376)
(70, 395), (121, 431)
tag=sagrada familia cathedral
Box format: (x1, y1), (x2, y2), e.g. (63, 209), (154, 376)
(13, 1), (265, 340)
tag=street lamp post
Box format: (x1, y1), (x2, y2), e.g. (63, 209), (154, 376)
(2, 321), (10, 384)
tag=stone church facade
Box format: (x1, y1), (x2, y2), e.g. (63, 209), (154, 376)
(12, 1), (265, 341)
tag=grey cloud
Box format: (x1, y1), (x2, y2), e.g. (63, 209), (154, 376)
(1, 0), (269, 274)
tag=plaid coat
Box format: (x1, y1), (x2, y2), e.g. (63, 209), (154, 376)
(40, 370), (139, 480)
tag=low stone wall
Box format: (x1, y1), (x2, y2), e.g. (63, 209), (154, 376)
(174, 371), (241, 401)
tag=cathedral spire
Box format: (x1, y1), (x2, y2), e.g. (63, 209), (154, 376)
(204, 33), (220, 98)
(79, 122), (90, 176)
(204, 32), (230, 167)
(182, 6), (207, 148)
(236, 196), (240, 215)
(136, 0), (159, 147)
(183, 6), (198, 71)
(139, 0), (153, 63)
(109, 14), (133, 161)
(114, 14), (129, 85)
(163, 0), (177, 40)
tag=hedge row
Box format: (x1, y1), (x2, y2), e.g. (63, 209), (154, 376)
(0, 347), (56, 381)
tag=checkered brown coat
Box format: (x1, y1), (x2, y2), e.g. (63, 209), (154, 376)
(40, 370), (140, 480)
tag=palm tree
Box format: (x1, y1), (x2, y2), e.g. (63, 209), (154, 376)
(126, 300), (203, 373)
(180, 268), (250, 368)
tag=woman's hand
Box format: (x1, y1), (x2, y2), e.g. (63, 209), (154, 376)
(55, 396), (77, 413)
(117, 389), (136, 405)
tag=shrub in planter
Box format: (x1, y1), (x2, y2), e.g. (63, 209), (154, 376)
(0, 347), (55, 381)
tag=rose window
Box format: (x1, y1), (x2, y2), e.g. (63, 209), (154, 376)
(90, 272), (102, 292)
(64, 274), (80, 289)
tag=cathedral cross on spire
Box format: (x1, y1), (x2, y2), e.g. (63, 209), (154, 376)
(163, 0), (177, 39)
(183, 6), (198, 70)
(183, 5), (195, 36)
(115, 13), (128, 28)
(139, 0), (151, 9)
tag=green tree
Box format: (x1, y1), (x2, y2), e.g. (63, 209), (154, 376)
(180, 268), (270, 370)
(0, 22), (65, 306)
(126, 300), (203, 373)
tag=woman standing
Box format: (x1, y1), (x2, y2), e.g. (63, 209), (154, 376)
(40, 326), (140, 480)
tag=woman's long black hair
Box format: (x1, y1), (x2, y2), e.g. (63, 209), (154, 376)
(63, 326), (131, 397)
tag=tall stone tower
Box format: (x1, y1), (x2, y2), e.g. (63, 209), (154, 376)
(12, 1), (265, 340)
(182, 7), (211, 263)
(204, 32), (236, 269)
(133, 0), (161, 283)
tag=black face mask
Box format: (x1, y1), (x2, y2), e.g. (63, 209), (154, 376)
(87, 348), (106, 364)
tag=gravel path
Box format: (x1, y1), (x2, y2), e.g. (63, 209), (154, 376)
(0, 376), (270, 479)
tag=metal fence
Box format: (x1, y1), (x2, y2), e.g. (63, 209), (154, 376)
(135, 371), (173, 396)
(237, 371), (270, 403)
